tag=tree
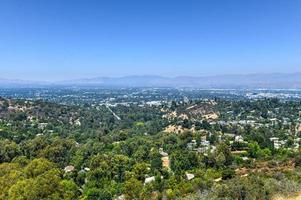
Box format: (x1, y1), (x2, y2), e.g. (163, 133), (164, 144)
(132, 162), (149, 181)
(38, 138), (75, 167)
(12, 112), (27, 121)
(248, 142), (261, 158)
(222, 168), (235, 180)
(150, 151), (162, 171)
(111, 154), (129, 182)
(84, 187), (113, 200)
(24, 158), (56, 178)
(123, 178), (143, 200)
(215, 143), (233, 167)
(294, 154), (301, 167)
(5, 158), (78, 200)
(170, 150), (198, 174)
(8, 169), (78, 200)
(59, 180), (79, 200)
(0, 163), (23, 199)
(12, 156), (29, 167)
(248, 142), (271, 159)
(0, 139), (21, 162)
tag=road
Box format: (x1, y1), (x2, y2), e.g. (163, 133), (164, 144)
(105, 105), (121, 121)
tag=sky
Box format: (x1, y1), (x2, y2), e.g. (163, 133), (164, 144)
(0, 0), (301, 81)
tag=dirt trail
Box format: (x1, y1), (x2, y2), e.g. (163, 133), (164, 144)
(272, 193), (301, 200)
(236, 160), (295, 176)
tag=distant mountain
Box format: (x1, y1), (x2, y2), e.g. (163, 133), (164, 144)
(59, 73), (301, 89)
(0, 78), (47, 87)
(60, 75), (168, 87)
(1, 73), (301, 89)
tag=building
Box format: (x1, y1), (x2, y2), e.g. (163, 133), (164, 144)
(64, 165), (75, 173)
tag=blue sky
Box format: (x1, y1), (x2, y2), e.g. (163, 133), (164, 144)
(0, 0), (301, 81)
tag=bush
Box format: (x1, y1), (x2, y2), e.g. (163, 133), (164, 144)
(222, 168), (235, 180)
(294, 154), (301, 167)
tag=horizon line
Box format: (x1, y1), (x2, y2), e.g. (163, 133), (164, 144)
(2, 71), (301, 82)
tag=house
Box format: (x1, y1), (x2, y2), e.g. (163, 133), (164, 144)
(162, 156), (170, 169)
(242, 156), (249, 161)
(84, 167), (91, 172)
(159, 148), (168, 157)
(64, 165), (75, 173)
(210, 146), (217, 153)
(235, 135), (244, 143)
(224, 133), (236, 138)
(269, 137), (282, 149)
(144, 176), (156, 184)
(74, 119), (81, 126)
(38, 123), (48, 129)
(116, 195), (125, 200)
(200, 140), (210, 146)
(269, 137), (279, 142)
(144, 176), (163, 185)
(187, 140), (197, 150)
(197, 146), (209, 153)
(185, 173), (195, 181)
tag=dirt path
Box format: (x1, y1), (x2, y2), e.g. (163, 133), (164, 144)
(272, 193), (301, 200)
(236, 160), (295, 177)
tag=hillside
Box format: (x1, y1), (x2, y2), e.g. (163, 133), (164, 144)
(1, 96), (301, 199)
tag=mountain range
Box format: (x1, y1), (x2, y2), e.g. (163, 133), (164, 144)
(1, 73), (301, 89)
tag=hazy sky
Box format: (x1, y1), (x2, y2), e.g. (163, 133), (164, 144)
(1, 0), (301, 81)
